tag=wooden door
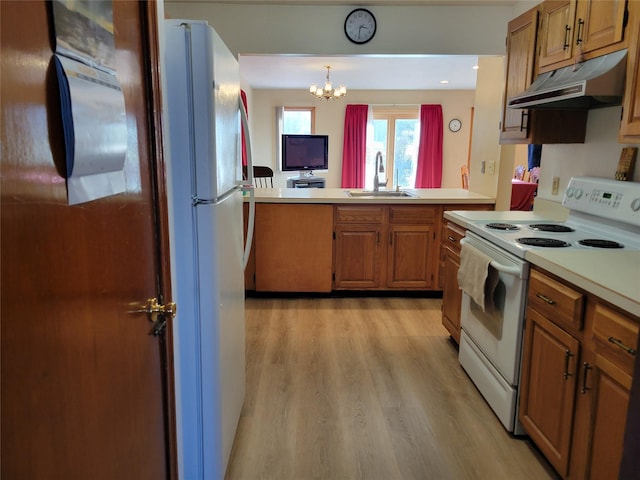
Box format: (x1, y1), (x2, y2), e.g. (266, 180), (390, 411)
(441, 248), (462, 343)
(575, 0), (626, 55)
(386, 224), (434, 289)
(538, 0), (577, 69)
(518, 307), (580, 477)
(334, 224), (383, 289)
(501, 8), (538, 142)
(1, 2), (175, 479)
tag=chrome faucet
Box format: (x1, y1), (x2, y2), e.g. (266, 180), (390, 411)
(374, 151), (387, 191)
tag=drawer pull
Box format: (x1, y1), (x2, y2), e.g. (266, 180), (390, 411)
(608, 336), (637, 356)
(536, 293), (556, 305)
(563, 350), (574, 379)
(447, 235), (457, 243)
(581, 362), (592, 394)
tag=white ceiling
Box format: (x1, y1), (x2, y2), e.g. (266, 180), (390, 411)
(239, 54), (481, 91)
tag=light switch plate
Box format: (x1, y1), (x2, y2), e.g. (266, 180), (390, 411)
(552, 176), (560, 195)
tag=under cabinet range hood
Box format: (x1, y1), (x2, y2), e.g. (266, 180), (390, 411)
(508, 49), (627, 109)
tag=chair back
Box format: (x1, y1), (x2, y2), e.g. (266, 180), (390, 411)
(460, 165), (469, 189)
(528, 166), (540, 183)
(252, 165), (274, 188)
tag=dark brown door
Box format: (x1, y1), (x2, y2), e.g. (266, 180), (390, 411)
(1, 2), (175, 479)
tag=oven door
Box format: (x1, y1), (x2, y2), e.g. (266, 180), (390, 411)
(459, 232), (529, 386)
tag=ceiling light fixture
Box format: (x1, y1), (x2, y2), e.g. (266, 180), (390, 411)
(309, 65), (347, 100)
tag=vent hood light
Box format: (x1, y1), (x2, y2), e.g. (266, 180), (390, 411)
(508, 49), (627, 110)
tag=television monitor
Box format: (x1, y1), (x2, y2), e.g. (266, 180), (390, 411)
(281, 134), (328, 172)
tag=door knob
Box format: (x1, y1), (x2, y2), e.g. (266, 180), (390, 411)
(141, 297), (177, 323)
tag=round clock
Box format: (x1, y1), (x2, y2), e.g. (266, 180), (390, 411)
(344, 8), (377, 44)
(449, 118), (462, 132)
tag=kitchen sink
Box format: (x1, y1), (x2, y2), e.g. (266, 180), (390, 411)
(346, 190), (418, 198)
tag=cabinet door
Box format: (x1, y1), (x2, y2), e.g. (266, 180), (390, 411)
(538, 0), (577, 69)
(441, 248), (461, 343)
(519, 307), (580, 477)
(386, 224), (434, 289)
(255, 204), (333, 292)
(575, 0), (626, 54)
(334, 224), (383, 289)
(584, 353), (632, 479)
(619, 0), (640, 141)
(501, 8), (539, 142)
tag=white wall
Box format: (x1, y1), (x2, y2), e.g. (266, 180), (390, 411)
(165, 2), (513, 56)
(249, 88), (475, 188)
(166, 1), (639, 208)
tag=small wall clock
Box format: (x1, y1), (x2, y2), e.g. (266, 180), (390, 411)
(449, 118), (462, 132)
(344, 8), (377, 44)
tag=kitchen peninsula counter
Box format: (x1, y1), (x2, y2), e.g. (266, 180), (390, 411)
(243, 189), (494, 293)
(247, 187), (495, 205)
(444, 210), (640, 317)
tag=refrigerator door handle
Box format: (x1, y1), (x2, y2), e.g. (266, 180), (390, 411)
(240, 96), (255, 270)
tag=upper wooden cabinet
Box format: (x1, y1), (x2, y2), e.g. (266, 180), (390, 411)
(500, 7), (588, 144)
(538, 0), (628, 72)
(620, 0), (640, 142)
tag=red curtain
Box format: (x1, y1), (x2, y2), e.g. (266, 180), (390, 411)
(340, 104), (369, 188)
(241, 90), (248, 167)
(415, 104), (443, 188)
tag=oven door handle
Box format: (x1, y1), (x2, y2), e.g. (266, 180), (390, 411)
(488, 260), (522, 277)
(460, 237), (524, 278)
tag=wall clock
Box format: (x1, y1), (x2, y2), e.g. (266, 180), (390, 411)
(449, 118), (462, 132)
(344, 8), (377, 44)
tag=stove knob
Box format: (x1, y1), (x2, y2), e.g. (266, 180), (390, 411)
(574, 188), (583, 199)
(566, 187), (574, 198)
(631, 197), (640, 213)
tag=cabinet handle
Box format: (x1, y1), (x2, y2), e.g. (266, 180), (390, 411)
(377, 231), (380, 245)
(575, 18), (584, 45)
(581, 362), (592, 394)
(563, 349), (574, 379)
(519, 111), (529, 131)
(536, 293), (556, 305)
(608, 336), (637, 356)
(563, 24), (571, 50)
(447, 235), (457, 243)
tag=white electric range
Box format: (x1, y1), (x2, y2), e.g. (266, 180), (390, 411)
(455, 176), (640, 435)
(464, 176), (640, 257)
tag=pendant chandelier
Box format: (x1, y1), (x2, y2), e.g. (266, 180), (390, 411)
(309, 65), (347, 100)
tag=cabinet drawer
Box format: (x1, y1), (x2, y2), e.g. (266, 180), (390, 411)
(443, 222), (465, 254)
(592, 302), (639, 376)
(389, 206), (437, 224)
(528, 269), (584, 331)
(335, 206), (384, 224)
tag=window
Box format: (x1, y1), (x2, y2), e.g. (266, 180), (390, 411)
(277, 107), (316, 171)
(367, 107), (420, 190)
(283, 107), (315, 134)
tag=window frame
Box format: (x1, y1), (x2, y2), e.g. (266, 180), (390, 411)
(283, 106), (316, 134)
(370, 106), (420, 189)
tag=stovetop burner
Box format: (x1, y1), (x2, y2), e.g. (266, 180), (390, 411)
(578, 239), (624, 249)
(517, 237), (572, 248)
(485, 223), (519, 231)
(529, 223), (575, 233)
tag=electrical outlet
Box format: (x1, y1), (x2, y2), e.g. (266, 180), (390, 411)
(487, 161), (495, 175)
(552, 176), (560, 195)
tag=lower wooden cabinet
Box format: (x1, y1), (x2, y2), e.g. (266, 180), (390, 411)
(253, 203), (333, 292)
(440, 222), (465, 342)
(519, 307), (581, 477)
(519, 267), (639, 479)
(333, 205), (438, 290)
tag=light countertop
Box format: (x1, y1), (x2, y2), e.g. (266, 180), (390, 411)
(444, 210), (640, 318)
(248, 188), (495, 204)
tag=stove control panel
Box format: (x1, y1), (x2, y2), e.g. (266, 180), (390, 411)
(563, 176), (640, 227)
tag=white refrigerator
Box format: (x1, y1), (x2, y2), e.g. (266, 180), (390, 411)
(164, 19), (253, 480)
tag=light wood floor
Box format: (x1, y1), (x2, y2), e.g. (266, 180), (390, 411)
(225, 296), (559, 480)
